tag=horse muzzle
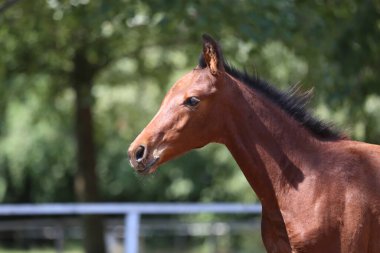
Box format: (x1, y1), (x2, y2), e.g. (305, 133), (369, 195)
(128, 144), (160, 174)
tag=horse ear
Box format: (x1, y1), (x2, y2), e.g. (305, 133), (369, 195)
(202, 34), (224, 75)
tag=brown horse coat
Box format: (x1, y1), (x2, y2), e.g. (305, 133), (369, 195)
(129, 35), (380, 253)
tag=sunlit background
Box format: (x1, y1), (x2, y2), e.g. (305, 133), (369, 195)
(1, 0), (380, 252)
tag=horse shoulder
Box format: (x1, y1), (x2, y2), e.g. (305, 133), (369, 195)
(284, 141), (380, 252)
(342, 141), (380, 197)
(326, 141), (380, 188)
(338, 141), (380, 252)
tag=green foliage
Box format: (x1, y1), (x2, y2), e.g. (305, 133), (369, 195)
(0, 0), (379, 205)
(0, 248), (81, 253)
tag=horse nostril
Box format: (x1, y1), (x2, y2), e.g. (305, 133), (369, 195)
(135, 145), (146, 163)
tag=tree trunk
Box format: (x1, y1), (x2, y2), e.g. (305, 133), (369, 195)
(72, 49), (106, 253)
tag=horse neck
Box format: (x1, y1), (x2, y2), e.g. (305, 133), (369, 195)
(221, 75), (322, 212)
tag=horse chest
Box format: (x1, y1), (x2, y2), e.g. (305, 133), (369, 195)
(285, 218), (343, 253)
(261, 217), (332, 253)
(276, 190), (343, 252)
(285, 219), (330, 250)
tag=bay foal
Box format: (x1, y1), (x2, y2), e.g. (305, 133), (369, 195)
(129, 35), (380, 253)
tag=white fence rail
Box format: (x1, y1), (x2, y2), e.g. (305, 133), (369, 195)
(0, 203), (262, 253)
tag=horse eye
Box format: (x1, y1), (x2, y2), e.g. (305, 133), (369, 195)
(184, 96), (200, 107)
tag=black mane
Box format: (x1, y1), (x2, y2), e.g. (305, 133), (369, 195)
(199, 55), (344, 140)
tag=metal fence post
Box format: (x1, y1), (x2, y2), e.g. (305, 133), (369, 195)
(124, 211), (140, 253)
(54, 225), (64, 253)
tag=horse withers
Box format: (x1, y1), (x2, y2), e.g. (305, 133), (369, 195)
(128, 34), (380, 253)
